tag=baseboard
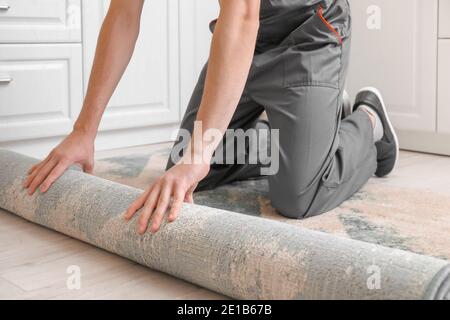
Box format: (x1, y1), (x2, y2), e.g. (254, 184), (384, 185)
(398, 130), (450, 156)
(4, 126), (448, 161)
(0, 124), (180, 159)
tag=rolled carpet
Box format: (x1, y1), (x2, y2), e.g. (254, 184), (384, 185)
(0, 149), (449, 300)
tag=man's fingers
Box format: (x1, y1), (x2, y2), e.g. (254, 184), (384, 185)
(39, 163), (69, 193)
(27, 159), (57, 195)
(137, 187), (160, 234)
(24, 150), (55, 188)
(150, 183), (172, 233)
(184, 192), (194, 204)
(184, 184), (196, 204)
(28, 151), (53, 175)
(27, 163), (40, 175)
(23, 166), (40, 188)
(23, 160), (47, 188)
(124, 187), (152, 220)
(83, 161), (94, 174)
(168, 188), (184, 222)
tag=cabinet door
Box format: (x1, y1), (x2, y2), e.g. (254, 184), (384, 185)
(82, 0), (180, 133)
(346, 0), (438, 133)
(440, 0), (450, 38)
(0, 0), (81, 43)
(438, 40), (450, 134)
(179, 0), (219, 113)
(0, 44), (83, 142)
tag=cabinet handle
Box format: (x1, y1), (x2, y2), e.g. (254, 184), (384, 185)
(0, 77), (13, 84)
(0, 4), (10, 10)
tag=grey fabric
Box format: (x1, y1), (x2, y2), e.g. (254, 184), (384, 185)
(168, 0), (377, 219)
(0, 149), (450, 300)
(210, 0), (337, 53)
(341, 90), (352, 119)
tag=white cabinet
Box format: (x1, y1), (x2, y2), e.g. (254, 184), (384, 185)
(440, 0), (450, 38)
(346, 0), (450, 155)
(0, 44), (83, 142)
(82, 0), (180, 134)
(179, 0), (219, 113)
(0, 0), (184, 157)
(438, 40), (450, 134)
(0, 0), (81, 43)
(346, 0), (438, 133)
(438, 0), (450, 138)
(0, 0), (84, 158)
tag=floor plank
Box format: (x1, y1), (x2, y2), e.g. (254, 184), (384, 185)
(0, 210), (225, 300)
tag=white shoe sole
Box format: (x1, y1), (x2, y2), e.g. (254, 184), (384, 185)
(359, 86), (400, 174)
(342, 90), (352, 118)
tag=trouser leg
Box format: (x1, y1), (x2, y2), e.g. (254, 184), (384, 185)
(166, 64), (265, 191)
(259, 86), (376, 219)
(168, 0), (376, 218)
(248, 0), (377, 218)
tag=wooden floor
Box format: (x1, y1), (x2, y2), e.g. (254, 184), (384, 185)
(1, 146), (449, 300)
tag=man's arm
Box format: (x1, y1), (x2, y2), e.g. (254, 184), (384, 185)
(193, 0), (261, 159)
(24, 0), (144, 194)
(74, 0), (145, 137)
(125, 0), (261, 234)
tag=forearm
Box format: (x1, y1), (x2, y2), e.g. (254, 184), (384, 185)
(190, 1), (260, 160)
(74, 5), (143, 139)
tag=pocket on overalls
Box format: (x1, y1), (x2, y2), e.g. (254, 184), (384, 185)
(282, 4), (344, 89)
(321, 147), (344, 188)
(317, 4), (343, 45)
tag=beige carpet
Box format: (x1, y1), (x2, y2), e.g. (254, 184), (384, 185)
(94, 144), (450, 261)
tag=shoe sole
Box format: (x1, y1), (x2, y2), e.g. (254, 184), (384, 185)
(359, 86), (400, 175)
(342, 90), (352, 119)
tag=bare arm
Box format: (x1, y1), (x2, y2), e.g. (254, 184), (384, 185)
(193, 0), (261, 160)
(24, 0), (144, 194)
(125, 0), (261, 234)
(75, 0), (145, 137)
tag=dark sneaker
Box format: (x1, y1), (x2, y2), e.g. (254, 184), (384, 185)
(341, 90), (352, 119)
(353, 87), (399, 177)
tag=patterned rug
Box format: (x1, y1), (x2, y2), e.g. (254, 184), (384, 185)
(94, 145), (450, 261)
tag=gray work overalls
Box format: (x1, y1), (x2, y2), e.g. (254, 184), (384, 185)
(167, 0), (377, 219)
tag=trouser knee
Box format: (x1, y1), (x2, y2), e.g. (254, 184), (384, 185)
(270, 191), (314, 219)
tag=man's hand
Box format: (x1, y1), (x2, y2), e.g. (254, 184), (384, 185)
(23, 0), (146, 196)
(123, 0), (260, 235)
(124, 162), (210, 234)
(23, 130), (95, 195)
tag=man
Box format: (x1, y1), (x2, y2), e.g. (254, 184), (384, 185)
(24, 0), (398, 235)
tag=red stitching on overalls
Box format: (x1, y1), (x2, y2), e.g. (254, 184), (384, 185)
(318, 5), (343, 45)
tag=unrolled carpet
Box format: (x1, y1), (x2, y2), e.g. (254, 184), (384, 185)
(94, 146), (450, 261)
(0, 149), (449, 300)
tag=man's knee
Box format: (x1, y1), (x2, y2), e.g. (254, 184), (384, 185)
(270, 191), (313, 219)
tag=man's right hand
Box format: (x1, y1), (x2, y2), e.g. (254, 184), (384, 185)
(23, 130), (95, 195)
